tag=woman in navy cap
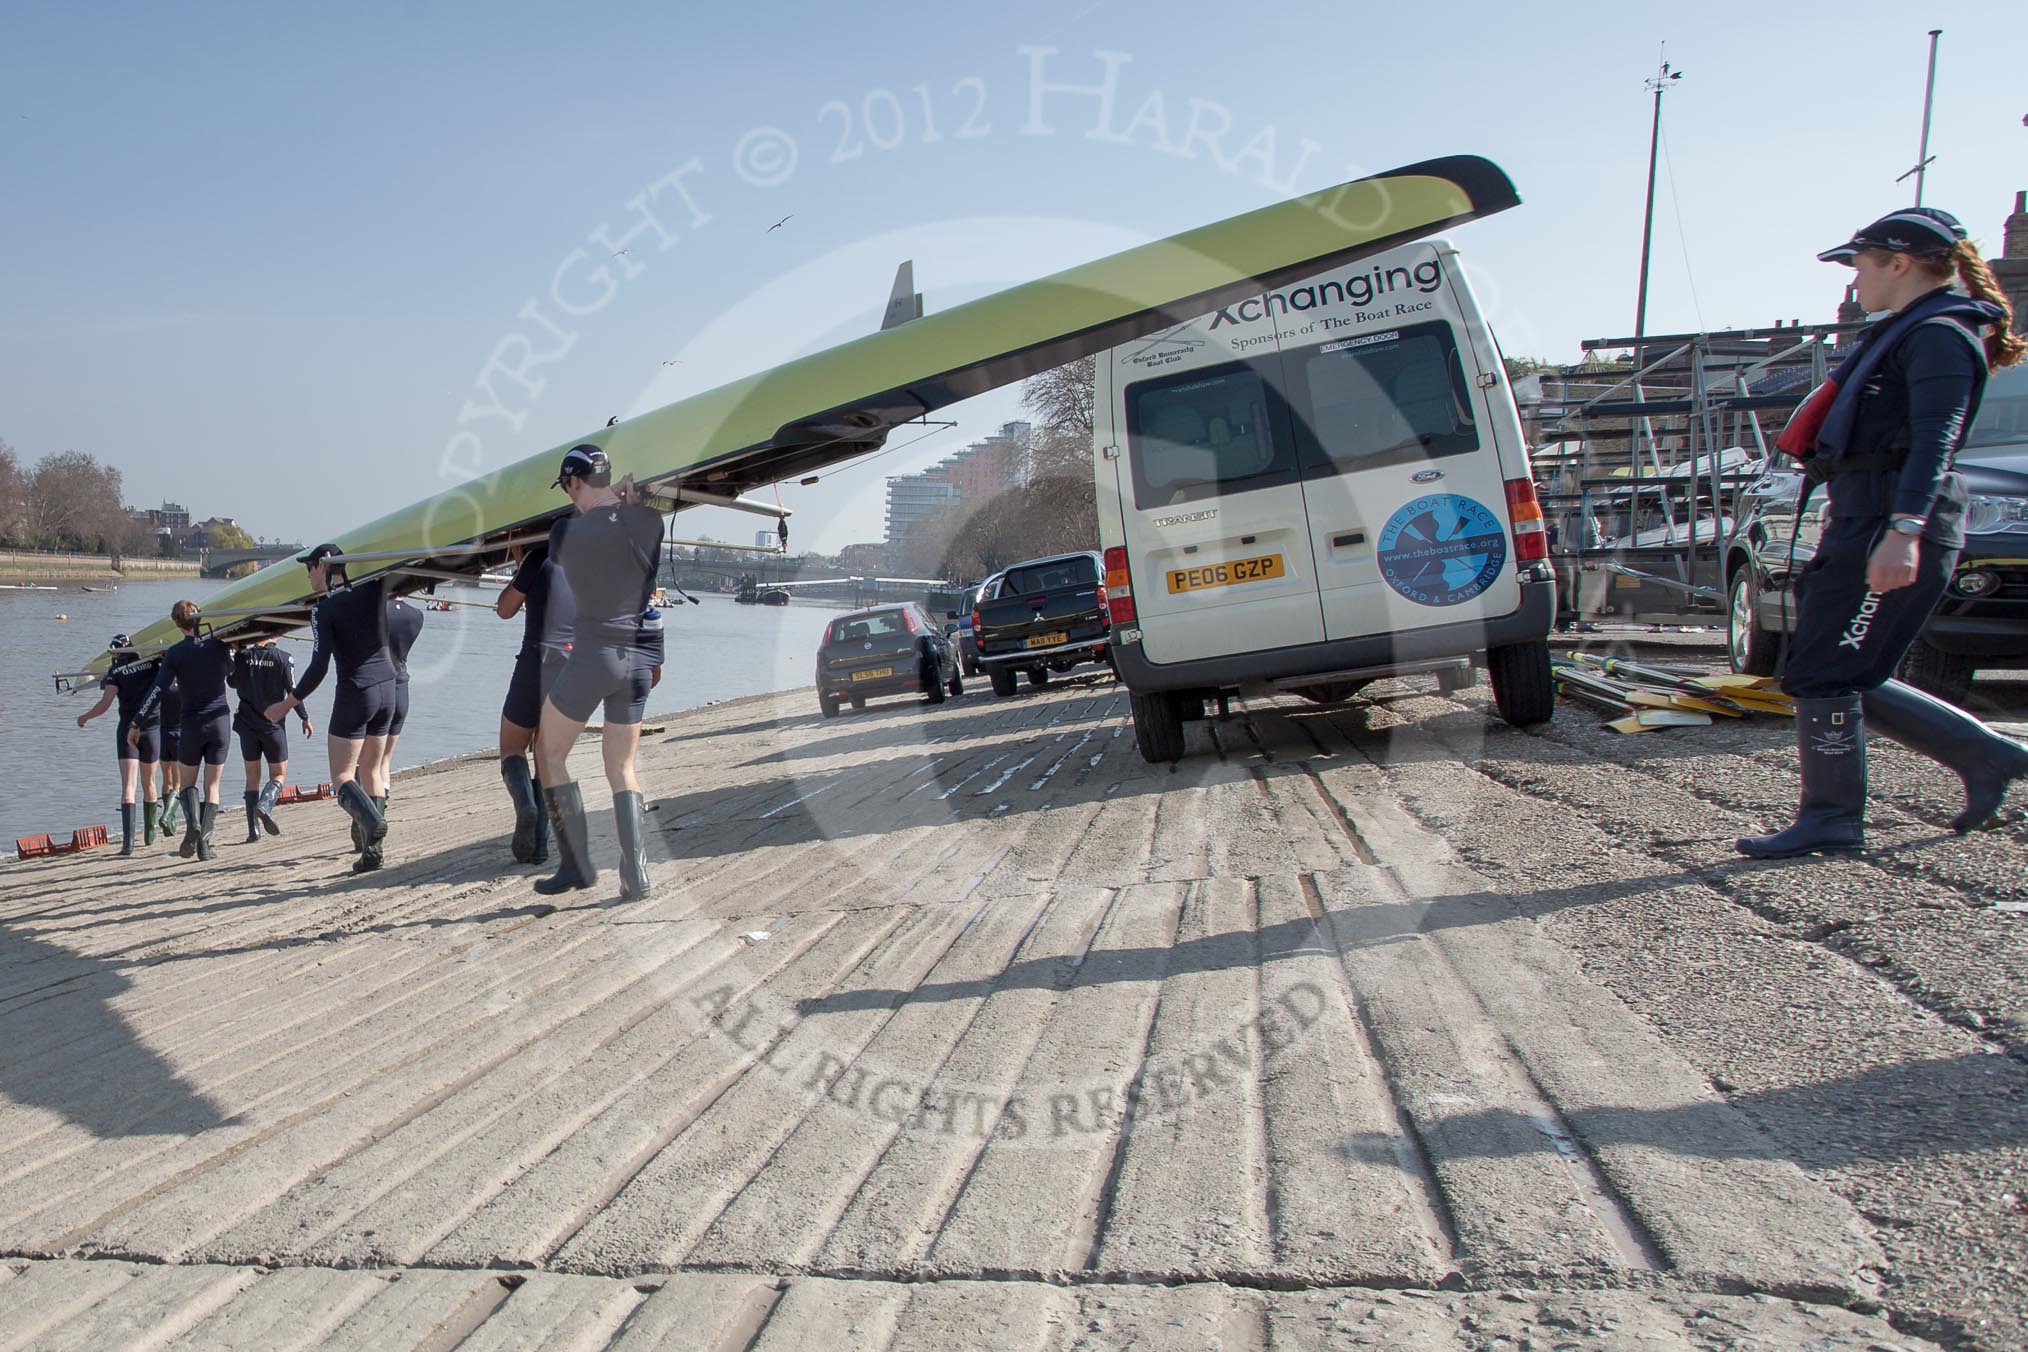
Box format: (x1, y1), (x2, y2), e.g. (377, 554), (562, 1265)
(531, 444), (664, 900)
(74, 633), (164, 854)
(1739, 208), (2027, 857)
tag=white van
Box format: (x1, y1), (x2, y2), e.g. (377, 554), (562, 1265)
(1092, 238), (1556, 762)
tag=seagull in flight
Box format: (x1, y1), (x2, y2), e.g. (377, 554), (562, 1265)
(767, 215), (793, 232)
(611, 247), (630, 257)
(660, 358), (684, 366)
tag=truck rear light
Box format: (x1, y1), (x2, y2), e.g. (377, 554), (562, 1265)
(1505, 477), (1548, 564)
(970, 606), (983, 633)
(1103, 546), (1136, 625)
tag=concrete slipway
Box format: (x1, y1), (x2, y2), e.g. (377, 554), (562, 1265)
(2, 665), (2025, 1351)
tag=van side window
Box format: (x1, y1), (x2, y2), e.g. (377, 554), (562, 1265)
(1125, 362), (1297, 510)
(1288, 320), (1479, 476)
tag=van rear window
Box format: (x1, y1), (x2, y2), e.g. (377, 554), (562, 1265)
(1124, 362), (1298, 510)
(1288, 320), (1479, 475)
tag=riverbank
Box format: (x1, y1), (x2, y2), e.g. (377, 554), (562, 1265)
(0, 548), (200, 584)
(5, 674), (2025, 1346)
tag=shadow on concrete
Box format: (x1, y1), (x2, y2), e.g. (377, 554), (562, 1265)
(0, 928), (234, 1139)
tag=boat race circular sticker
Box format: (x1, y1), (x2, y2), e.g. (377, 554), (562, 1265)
(1375, 493), (1507, 606)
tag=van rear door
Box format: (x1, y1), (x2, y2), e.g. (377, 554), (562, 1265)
(1101, 309), (1324, 664)
(1276, 245), (1522, 640)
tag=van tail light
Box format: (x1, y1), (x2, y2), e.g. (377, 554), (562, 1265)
(970, 606), (983, 634)
(901, 608), (921, 634)
(1103, 546), (1136, 625)
(1505, 477), (1548, 564)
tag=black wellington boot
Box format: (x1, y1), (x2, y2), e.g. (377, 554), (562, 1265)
(1863, 678), (2028, 834)
(530, 774), (551, 866)
(197, 801), (219, 862)
(176, 787), (202, 858)
(353, 794), (389, 872)
(533, 782), (597, 895)
(119, 803), (136, 856)
(1738, 696), (1868, 858)
(614, 790), (652, 901)
(257, 778), (283, 836)
(143, 798), (159, 846)
(501, 755), (540, 863)
(337, 781), (386, 854)
(243, 792), (263, 844)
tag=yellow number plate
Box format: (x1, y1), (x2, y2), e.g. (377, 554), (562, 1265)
(851, 666), (893, 682)
(1166, 553), (1285, 594)
(1025, 631), (1068, 649)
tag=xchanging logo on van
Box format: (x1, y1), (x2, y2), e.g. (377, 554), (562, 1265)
(1376, 494), (1507, 607)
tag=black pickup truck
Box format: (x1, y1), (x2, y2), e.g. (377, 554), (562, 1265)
(972, 550), (1113, 697)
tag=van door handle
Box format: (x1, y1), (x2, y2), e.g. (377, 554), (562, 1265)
(1331, 531), (1366, 548)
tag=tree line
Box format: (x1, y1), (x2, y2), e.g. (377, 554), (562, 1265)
(898, 357), (1101, 582)
(0, 440), (141, 555)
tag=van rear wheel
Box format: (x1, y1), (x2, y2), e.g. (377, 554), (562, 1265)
(1487, 639), (1555, 727)
(1131, 690), (1187, 763)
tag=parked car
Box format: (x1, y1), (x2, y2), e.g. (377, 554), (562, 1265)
(943, 583), (986, 676)
(814, 603), (963, 717)
(1727, 363), (2028, 704)
(972, 552), (1114, 697)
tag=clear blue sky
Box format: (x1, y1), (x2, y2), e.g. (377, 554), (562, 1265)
(3, 1), (2024, 554)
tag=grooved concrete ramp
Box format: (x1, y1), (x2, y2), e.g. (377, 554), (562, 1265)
(3, 672), (2010, 1348)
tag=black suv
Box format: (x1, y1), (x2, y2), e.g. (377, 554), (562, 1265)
(1727, 364), (2028, 703)
(814, 603), (964, 717)
(971, 551), (1113, 697)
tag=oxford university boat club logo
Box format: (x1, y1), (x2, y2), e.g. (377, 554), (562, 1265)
(1376, 493), (1507, 607)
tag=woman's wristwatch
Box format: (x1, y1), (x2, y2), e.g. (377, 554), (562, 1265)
(1890, 516), (1927, 537)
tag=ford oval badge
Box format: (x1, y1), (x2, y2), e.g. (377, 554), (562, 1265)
(1411, 469), (1445, 483)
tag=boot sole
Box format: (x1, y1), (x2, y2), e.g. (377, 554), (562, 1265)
(178, 833), (200, 859)
(1736, 841), (1864, 860)
(258, 813), (281, 836)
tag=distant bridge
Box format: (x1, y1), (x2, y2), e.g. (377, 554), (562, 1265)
(198, 544), (304, 579)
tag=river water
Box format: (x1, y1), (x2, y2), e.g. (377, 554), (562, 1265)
(0, 578), (848, 848)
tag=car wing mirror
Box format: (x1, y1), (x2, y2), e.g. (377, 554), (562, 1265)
(1745, 474), (1801, 500)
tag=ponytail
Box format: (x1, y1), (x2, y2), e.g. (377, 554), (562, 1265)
(1950, 240), (2027, 368)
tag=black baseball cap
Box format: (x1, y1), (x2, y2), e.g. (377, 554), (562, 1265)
(552, 444), (610, 488)
(300, 542), (344, 567)
(1818, 207), (1966, 263)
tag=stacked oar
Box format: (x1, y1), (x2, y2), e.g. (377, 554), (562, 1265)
(1551, 653), (1795, 733)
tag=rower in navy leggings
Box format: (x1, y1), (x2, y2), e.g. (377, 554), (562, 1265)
(264, 544), (398, 872)
(133, 599), (234, 862)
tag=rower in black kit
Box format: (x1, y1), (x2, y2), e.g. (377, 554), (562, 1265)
(496, 542), (574, 865)
(74, 635), (164, 854)
(230, 637), (310, 844)
(133, 599), (236, 862)
(264, 543), (398, 871)
(369, 593), (426, 830)
(533, 444), (664, 900)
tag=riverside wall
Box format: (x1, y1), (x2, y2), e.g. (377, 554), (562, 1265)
(0, 549), (200, 582)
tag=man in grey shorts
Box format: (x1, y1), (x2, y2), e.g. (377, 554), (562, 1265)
(533, 445), (664, 901)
